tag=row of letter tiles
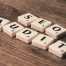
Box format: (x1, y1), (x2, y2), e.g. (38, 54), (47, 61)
(0, 12), (66, 58)
(2, 21), (66, 58)
(18, 13), (66, 39)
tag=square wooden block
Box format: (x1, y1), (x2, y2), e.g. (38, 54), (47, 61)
(45, 24), (66, 39)
(3, 22), (24, 37)
(31, 18), (52, 32)
(16, 28), (38, 43)
(32, 34), (54, 50)
(49, 40), (66, 58)
(18, 13), (38, 26)
(0, 17), (10, 31)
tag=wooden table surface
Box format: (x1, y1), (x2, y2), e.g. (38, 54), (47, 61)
(0, 0), (66, 66)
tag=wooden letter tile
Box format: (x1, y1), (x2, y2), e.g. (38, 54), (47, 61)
(0, 17), (10, 31)
(18, 13), (38, 26)
(3, 22), (24, 37)
(32, 34), (54, 50)
(16, 28), (38, 43)
(49, 40), (66, 58)
(31, 18), (52, 32)
(45, 24), (66, 39)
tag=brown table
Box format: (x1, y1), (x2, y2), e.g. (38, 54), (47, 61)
(0, 0), (66, 66)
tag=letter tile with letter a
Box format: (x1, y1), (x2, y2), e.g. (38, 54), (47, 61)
(16, 28), (38, 43)
(0, 17), (10, 31)
(45, 24), (66, 39)
(18, 13), (38, 26)
(3, 22), (24, 37)
(49, 40), (66, 58)
(32, 34), (54, 50)
(31, 18), (52, 32)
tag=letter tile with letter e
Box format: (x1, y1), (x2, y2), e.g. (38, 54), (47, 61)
(45, 24), (66, 39)
(49, 40), (66, 58)
(18, 13), (38, 26)
(32, 34), (54, 50)
(3, 22), (24, 37)
(16, 28), (38, 43)
(0, 17), (10, 31)
(31, 18), (52, 32)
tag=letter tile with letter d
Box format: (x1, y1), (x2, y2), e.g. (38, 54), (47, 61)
(18, 13), (38, 26)
(49, 40), (66, 58)
(16, 28), (38, 43)
(45, 24), (66, 39)
(32, 34), (54, 50)
(0, 17), (10, 31)
(3, 22), (24, 37)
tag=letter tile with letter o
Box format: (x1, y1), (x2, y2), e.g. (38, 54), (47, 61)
(45, 24), (66, 39)
(3, 22), (24, 37)
(18, 13), (38, 26)
(16, 28), (38, 43)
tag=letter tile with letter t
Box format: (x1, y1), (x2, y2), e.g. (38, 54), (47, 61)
(49, 40), (66, 58)
(0, 17), (10, 31)
(16, 28), (38, 43)
(3, 22), (24, 37)
(32, 34), (54, 50)
(31, 18), (52, 32)
(18, 13), (38, 26)
(45, 24), (66, 39)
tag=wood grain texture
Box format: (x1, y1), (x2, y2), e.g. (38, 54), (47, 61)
(0, 0), (66, 66)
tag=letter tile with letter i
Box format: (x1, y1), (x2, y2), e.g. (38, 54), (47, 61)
(45, 24), (66, 39)
(31, 18), (52, 32)
(0, 17), (10, 31)
(49, 40), (66, 58)
(18, 13), (38, 26)
(3, 22), (24, 37)
(32, 34), (54, 50)
(16, 28), (38, 43)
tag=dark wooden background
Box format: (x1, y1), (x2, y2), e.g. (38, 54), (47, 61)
(0, 0), (66, 66)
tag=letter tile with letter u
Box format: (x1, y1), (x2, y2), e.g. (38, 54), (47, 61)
(3, 22), (24, 37)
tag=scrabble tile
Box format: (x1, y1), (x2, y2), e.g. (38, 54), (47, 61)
(45, 24), (66, 39)
(16, 28), (38, 43)
(0, 17), (10, 31)
(32, 34), (54, 50)
(3, 22), (24, 37)
(31, 18), (52, 32)
(49, 40), (66, 58)
(18, 13), (38, 26)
